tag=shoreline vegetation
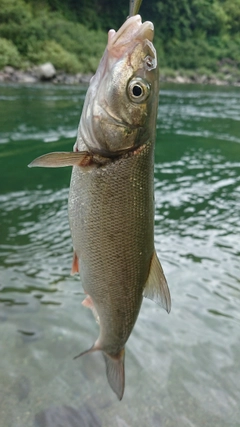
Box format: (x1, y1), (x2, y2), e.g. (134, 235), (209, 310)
(1, 63), (240, 87)
(1, 0), (240, 87)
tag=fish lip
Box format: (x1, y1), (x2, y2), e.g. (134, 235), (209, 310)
(108, 15), (154, 56)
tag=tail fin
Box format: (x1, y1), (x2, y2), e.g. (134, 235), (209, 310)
(103, 348), (125, 400)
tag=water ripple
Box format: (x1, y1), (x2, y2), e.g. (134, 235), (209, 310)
(158, 86), (240, 144)
(0, 84), (240, 427)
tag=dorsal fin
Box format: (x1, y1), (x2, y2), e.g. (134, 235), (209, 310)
(143, 250), (171, 313)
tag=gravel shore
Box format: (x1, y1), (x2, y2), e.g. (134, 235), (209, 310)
(1, 63), (240, 87)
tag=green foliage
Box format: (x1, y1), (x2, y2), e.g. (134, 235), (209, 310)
(163, 38), (220, 71)
(0, 37), (21, 68)
(190, 0), (228, 37)
(0, 0), (106, 72)
(154, 0), (192, 41)
(39, 14), (106, 71)
(27, 40), (82, 73)
(141, 0), (240, 73)
(0, 0), (31, 25)
(223, 0), (240, 34)
(0, 0), (239, 74)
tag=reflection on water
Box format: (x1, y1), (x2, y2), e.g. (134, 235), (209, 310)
(0, 83), (239, 427)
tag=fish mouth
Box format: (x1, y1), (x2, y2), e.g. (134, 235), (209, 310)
(108, 15), (154, 57)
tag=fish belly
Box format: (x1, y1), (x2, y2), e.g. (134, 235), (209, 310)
(68, 142), (154, 354)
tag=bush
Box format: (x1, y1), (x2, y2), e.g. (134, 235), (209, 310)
(27, 40), (83, 73)
(0, 0), (31, 25)
(38, 14), (106, 72)
(190, 0), (228, 37)
(0, 0), (106, 73)
(0, 37), (21, 68)
(0, 0), (240, 75)
(0, 0), (47, 56)
(223, 0), (240, 34)
(163, 38), (221, 71)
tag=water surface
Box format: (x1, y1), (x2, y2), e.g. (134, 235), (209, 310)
(0, 83), (239, 427)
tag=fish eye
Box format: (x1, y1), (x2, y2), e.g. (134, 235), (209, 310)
(127, 78), (150, 103)
(132, 85), (142, 97)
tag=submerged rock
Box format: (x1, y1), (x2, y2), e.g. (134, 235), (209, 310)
(35, 404), (101, 427)
(15, 375), (31, 401)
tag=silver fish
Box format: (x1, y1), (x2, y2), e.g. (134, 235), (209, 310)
(29, 14), (171, 400)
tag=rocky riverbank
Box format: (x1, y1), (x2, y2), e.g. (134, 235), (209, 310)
(0, 63), (93, 85)
(1, 62), (240, 87)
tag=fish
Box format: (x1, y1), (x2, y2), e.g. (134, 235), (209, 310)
(29, 12), (171, 400)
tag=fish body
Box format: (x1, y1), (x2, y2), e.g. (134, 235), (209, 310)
(69, 142), (154, 354)
(29, 14), (171, 400)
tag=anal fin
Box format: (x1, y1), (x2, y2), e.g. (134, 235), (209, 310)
(82, 295), (100, 324)
(143, 250), (171, 313)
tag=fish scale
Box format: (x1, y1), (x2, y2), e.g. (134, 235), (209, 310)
(68, 142), (154, 354)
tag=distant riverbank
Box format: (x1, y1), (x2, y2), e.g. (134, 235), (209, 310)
(1, 63), (240, 87)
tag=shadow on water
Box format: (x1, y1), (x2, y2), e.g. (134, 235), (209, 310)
(35, 404), (102, 427)
(0, 83), (240, 427)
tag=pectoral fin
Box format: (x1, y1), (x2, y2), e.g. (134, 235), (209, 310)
(143, 250), (171, 313)
(28, 151), (93, 168)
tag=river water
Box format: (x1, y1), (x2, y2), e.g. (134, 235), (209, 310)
(0, 83), (239, 427)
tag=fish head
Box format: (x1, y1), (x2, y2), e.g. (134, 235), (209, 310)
(77, 15), (159, 156)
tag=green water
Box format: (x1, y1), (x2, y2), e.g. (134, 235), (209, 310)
(0, 83), (239, 427)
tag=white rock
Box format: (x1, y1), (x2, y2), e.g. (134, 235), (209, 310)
(175, 75), (191, 84)
(19, 74), (38, 83)
(38, 62), (56, 80)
